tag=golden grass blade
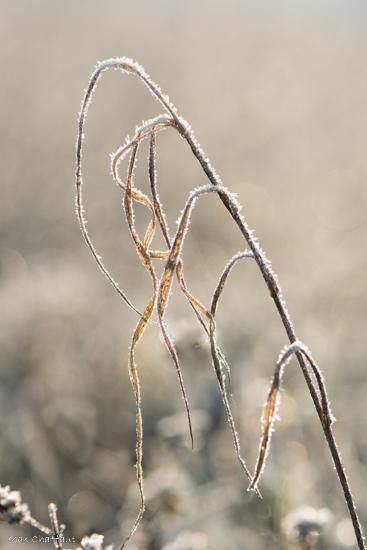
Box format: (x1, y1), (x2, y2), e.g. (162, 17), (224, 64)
(157, 185), (261, 492)
(249, 341), (333, 493)
(121, 296), (155, 549)
(117, 135), (194, 450)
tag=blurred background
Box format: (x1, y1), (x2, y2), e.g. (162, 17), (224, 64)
(1, 1), (367, 548)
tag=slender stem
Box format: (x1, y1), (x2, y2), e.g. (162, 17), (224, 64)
(48, 503), (63, 550)
(26, 515), (52, 536)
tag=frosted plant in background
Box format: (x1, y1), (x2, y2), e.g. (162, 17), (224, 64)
(77, 533), (114, 550)
(0, 485), (30, 525)
(282, 506), (333, 549)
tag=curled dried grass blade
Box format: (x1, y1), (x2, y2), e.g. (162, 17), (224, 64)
(75, 65), (144, 316)
(158, 185), (259, 492)
(211, 251), (255, 316)
(111, 114), (175, 190)
(121, 297), (155, 549)
(118, 144), (155, 545)
(157, 185), (222, 317)
(208, 250), (262, 493)
(149, 132), (210, 340)
(148, 131), (171, 246)
(116, 132), (194, 450)
(210, 251), (255, 393)
(249, 341), (334, 492)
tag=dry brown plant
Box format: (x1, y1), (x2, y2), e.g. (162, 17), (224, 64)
(2, 57), (364, 550)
